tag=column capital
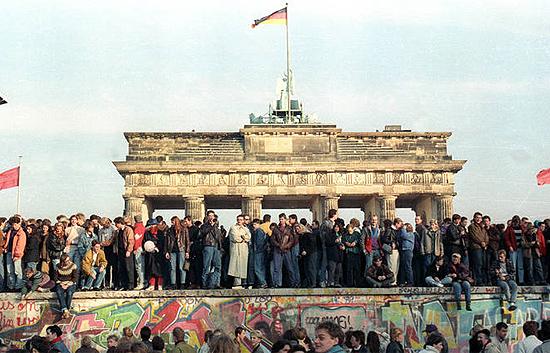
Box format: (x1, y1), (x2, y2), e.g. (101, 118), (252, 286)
(241, 195), (264, 200)
(184, 195), (205, 222)
(378, 194), (398, 201)
(241, 195), (263, 220)
(183, 195), (205, 201)
(379, 194), (397, 221)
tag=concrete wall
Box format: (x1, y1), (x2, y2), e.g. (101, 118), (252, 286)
(1, 288), (548, 353)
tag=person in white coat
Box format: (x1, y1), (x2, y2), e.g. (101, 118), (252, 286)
(228, 214), (251, 288)
(515, 321), (542, 353)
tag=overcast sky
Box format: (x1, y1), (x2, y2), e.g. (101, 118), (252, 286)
(0, 0), (549, 225)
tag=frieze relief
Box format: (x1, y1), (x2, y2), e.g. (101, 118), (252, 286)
(351, 173), (365, 185)
(295, 173), (308, 186)
(217, 174), (228, 186)
(197, 173), (210, 185)
(237, 175), (249, 186)
(157, 174), (170, 186)
(127, 171), (448, 188)
(178, 174), (189, 186)
(393, 173), (404, 184)
(138, 174), (151, 186)
(255, 174), (268, 186)
(315, 173), (327, 185)
(411, 173), (423, 184)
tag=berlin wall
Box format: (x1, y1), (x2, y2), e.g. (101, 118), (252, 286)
(1, 287), (548, 353)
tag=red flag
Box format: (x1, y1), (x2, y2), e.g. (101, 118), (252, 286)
(0, 167), (19, 191)
(537, 168), (550, 186)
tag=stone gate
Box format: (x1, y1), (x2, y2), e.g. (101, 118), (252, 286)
(113, 124), (466, 222)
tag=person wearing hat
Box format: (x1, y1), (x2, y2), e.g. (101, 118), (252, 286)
(448, 253), (472, 311)
(365, 255), (394, 288)
(423, 325), (448, 353)
(251, 330), (270, 353)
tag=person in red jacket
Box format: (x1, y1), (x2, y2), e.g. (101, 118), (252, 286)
(3, 216), (27, 291)
(133, 215), (146, 289)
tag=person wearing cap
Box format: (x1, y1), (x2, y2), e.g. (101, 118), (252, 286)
(251, 330), (270, 353)
(490, 250), (517, 311)
(365, 256), (394, 288)
(448, 253), (472, 311)
(423, 325), (448, 353)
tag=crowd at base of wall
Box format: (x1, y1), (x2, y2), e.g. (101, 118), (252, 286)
(0, 287), (549, 353)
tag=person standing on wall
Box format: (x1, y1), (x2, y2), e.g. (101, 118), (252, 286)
(113, 217), (135, 291)
(228, 214), (251, 289)
(200, 210), (223, 289)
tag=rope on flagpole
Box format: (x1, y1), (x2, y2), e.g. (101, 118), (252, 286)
(16, 155), (22, 215)
(285, 3), (291, 124)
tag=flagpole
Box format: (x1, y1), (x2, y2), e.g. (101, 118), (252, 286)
(285, 3), (291, 124)
(16, 155), (22, 215)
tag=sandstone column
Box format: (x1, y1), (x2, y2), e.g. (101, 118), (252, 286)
(414, 195), (435, 222)
(310, 196), (322, 222)
(184, 196), (205, 222)
(362, 196), (382, 222)
(379, 195), (397, 221)
(437, 194), (454, 220)
(124, 196), (145, 222)
(241, 196), (263, 220)
(321, 195), (340, 220)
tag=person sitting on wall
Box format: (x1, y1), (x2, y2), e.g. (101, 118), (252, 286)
(425, 256), (452, 288)
(53, 253), (78, 319)
(81, 240), (108, 291)
(448, 253), (473, 311)
(365, 256), (394, 288)
(490, 250), (517, 311)
(20, 267), (55, 299)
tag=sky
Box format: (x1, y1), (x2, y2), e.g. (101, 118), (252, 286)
(0, 0), (549, 225)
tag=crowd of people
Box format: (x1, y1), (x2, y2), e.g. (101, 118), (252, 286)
(1, 210), (549, 316)
(4, 318), (550, 353)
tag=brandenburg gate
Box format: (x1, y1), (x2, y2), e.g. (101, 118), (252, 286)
(113, 124), (466, 223)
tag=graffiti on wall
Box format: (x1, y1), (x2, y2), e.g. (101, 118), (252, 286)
(0, 293), (547, 353)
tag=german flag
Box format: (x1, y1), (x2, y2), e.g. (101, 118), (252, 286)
(251, 7), (287, 28)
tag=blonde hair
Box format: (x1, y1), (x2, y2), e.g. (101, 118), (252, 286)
(390, 328), (402, 340)
(209, 335), (239, 353)
(429, 219), (439, 230)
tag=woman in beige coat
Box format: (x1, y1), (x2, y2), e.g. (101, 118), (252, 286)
(228, 214), (251, 288)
